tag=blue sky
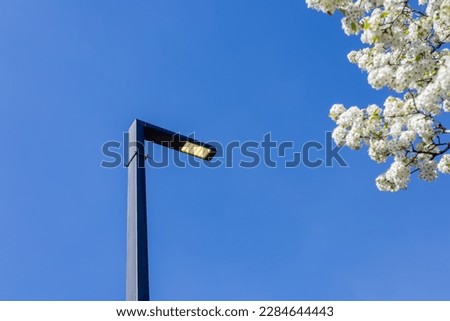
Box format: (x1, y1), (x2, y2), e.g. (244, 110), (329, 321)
(1, 0), (450, 300)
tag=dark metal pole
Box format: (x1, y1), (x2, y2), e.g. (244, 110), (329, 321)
(126, 119), (150, 301)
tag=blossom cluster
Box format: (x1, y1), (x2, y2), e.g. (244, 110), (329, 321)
(306, 0), (450, 191)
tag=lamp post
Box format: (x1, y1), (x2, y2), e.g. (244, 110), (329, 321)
(126, 119), (216, 301)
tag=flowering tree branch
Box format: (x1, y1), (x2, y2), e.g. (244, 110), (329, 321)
(306, 0), (450, 191)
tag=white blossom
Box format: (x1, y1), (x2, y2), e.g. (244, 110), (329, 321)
(376, 159), (411, 191)
(332, 126), (348, 146)
(369, 139), (389, 162)
(418, 159), (438, 181)
(407, 114), (434, 141)
(346, 129), (363, 149)
(438, 154), (450, 173)
(329, 104), (346, 121)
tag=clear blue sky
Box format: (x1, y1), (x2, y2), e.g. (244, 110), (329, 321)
(1, 0), (450, 300)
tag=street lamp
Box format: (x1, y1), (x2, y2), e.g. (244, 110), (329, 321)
(126, 119), (216, 301)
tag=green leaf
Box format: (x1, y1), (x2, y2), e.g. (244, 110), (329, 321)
(369, 114), (380, 123)
(363, 20), (370, 30)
